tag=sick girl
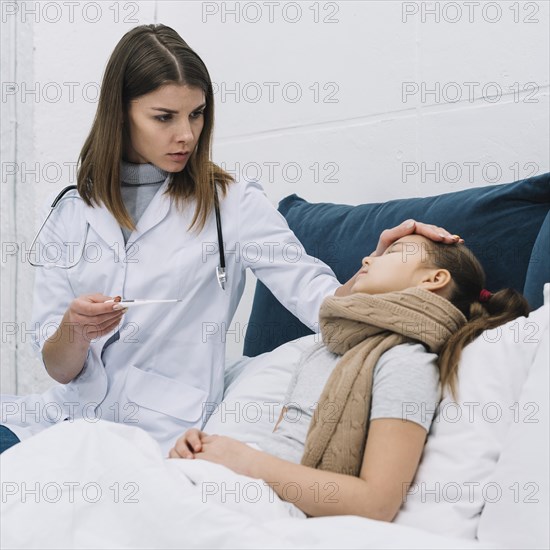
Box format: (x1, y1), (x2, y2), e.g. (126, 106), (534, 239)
(169, 234), (528, 521)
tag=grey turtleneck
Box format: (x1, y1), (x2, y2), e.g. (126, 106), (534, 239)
(120, 160), (169, 244)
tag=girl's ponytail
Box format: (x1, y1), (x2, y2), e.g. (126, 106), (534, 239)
(424, 240), (531, 401)
(438, 287), (530, 400)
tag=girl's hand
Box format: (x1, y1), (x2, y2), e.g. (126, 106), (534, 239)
(63, 293), (127, 343)
(169, 431), (258, 478)
(370, 219), (464, 257)
(168, 428), (204, 459)
(198, 435), (258, 477)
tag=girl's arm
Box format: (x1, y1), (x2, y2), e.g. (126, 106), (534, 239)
(248, 418), (427, 520)
(172, 418), (427, 521)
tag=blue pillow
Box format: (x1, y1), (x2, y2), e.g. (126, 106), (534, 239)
(243, 173), (550, 357)
(524, 209), (550, 309)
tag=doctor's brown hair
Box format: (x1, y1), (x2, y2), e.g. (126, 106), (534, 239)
(77, 24), (234, 233)
(417, 241), (530, 399)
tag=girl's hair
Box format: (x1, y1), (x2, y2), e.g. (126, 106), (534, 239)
(424, 241), (530, 400)
(77, 24), (234, 234)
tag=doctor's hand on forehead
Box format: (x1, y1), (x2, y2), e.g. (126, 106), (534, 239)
(370, 219), (465, 257)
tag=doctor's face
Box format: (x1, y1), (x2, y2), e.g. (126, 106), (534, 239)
(350, 235), (448, 295)
(123, 83), (206, 172)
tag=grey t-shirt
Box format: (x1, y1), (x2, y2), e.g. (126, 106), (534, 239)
(258, 341), (440, 464)
(119, 160), (169, 244)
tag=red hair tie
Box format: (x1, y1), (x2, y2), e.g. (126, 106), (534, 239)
(479, 289), (492, 302)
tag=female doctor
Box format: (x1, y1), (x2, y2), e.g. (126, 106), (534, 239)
(0, 24), (462, 455)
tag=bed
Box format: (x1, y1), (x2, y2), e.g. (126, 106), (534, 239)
(1, 173), (549, 549)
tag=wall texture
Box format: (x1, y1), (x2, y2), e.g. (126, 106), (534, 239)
(1, 0), (549, 395)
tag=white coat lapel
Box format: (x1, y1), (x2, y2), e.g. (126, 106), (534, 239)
(129, 175), (172, 244)
(84, 202), (125, 248)
(83, 175), (172, 249)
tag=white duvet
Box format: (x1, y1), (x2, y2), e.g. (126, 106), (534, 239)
(1, 419), (495, 549)
(4, 288), (548, 549)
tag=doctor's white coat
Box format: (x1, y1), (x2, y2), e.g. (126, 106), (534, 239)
(1, 177), (341, 455)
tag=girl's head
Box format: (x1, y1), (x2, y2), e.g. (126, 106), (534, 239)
(78, 24), (233, 233)
(352, 234), (530, 398)
(351, 234), (454, 298)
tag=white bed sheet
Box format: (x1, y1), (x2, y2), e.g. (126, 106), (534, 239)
(0, 419), (497, 550)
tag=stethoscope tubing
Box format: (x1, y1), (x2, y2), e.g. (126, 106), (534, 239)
(27, 184), (227, 290)
(27, 185), (88, 270)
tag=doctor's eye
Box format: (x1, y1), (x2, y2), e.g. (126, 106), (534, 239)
(154, 114), (173, 123)
(190, 110), (205, 120)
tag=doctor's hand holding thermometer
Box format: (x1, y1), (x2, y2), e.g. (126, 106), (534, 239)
(42, 295), (182, 384)
(0, 23), (462, 456)
(42, 294), (128, 385)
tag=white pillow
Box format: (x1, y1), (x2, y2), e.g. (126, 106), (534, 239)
(394, 284), (550, 540)
(476, 310), (549, 549)
(203, 334), (319, 444)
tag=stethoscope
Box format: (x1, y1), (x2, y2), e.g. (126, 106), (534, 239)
(27, 184), (227, 290)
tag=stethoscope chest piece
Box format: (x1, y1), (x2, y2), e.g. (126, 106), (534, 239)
(213, 184), (226, 291)
(216, 266), (226, 290)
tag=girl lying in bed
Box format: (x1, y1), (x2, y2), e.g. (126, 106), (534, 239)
(169, 233), (529, 522)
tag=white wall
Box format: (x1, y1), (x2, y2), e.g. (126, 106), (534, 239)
(1, 0), (549, 395)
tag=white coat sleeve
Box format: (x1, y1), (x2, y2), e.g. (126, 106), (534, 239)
(28, 192), (78, 363)
(237, 180), (342, 332)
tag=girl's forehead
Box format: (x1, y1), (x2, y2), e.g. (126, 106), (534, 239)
(394, 235), (430, 246)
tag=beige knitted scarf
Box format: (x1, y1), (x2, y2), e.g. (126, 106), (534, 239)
(300, 287), (467, 477)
